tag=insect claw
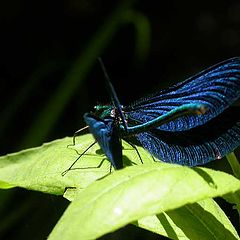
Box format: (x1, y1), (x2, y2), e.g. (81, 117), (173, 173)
(61, 169), (69, 176)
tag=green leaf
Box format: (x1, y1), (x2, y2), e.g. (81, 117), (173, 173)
(226, 152), (240, 179)
(1, 134), (239, 238)
(0, 181), (14, 189)
(0, 134), (153, 194)
(48, 164), (240, 240)
(136, 199), (239, 240)
(223, 190), (240, 219)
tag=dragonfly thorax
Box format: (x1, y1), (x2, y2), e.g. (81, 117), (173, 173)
(94, 105), (127, 124)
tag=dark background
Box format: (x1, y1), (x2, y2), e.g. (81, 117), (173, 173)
(0, 0), (240, 239)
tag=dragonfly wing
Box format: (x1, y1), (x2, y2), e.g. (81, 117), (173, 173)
(126, 57), (240, 131)
(84, 113), (123, 169)
(134, 107), (240, 165)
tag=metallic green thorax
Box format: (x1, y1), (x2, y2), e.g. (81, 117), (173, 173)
(94, 105), (113, 119)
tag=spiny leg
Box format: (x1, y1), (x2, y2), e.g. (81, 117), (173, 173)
(63, 159), (111, 192)
(67, 126), (89, 155)
(62, 141), (97, 176)
(128, 142), (158, 164)
(73, 126), (89, 145)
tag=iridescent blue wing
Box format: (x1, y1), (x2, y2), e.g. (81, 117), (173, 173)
(84, 113), (123, 169)
(126, 57), (240, 131)
(134, 107), (240, 165)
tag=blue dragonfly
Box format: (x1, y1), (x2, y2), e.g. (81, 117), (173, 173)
(63, 57), (240, 174)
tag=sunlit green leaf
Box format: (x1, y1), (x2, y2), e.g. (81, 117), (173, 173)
(0, 134), (153, 194)
(48, 164), (240, 240)
(136, 198), (239, 240)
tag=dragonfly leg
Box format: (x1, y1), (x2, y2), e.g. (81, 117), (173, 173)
(62, 141), (97, 176)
